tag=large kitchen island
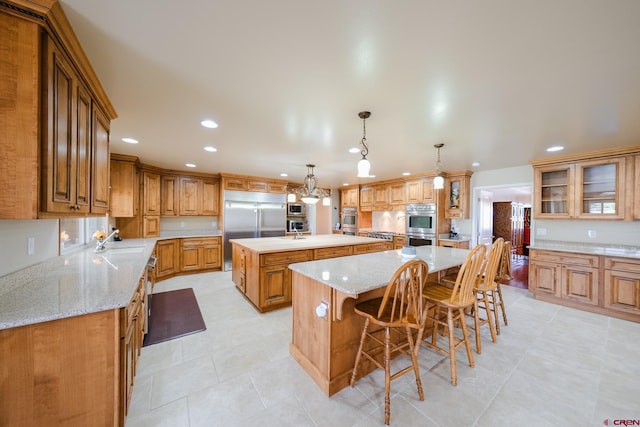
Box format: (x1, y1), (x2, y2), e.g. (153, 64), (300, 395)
(287, 245), (470, 396)
(230, 234), (393, 312)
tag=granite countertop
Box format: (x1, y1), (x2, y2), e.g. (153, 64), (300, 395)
(0, 239), (158, 330)
(229, 234), (389, 254)
(159, 229), (222, 238)
(528, 240), (640, 259)
(289, 245), (470, 295)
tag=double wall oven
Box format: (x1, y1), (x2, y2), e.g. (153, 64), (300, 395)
(406, 203), (436, 246)
(340, 207), (358, 235)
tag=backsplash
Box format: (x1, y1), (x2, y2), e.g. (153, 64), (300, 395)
(372, 211), (405, 234)
(160, 216), (219, 232)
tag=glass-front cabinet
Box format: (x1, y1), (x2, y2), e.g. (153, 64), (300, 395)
(575, 158), (625, 219)
(534, 164), (574, 218)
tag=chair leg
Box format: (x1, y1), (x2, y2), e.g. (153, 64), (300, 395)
(446, 308), (457, 386)
(458, 308), (475, 370)
(350, 318), (369, 387)
(496, 283), (508, 326)
(482, 291), (497, 344)
(407, 326), (424, 402)
(473, 299), (482, 354)
(384, 326), (391, 425)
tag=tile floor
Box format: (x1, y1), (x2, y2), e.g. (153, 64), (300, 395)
(126, 271), (640, 427)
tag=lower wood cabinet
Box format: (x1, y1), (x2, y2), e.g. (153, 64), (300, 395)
(530, 249), (640, 322)
(121, 276), (146, 420)
(180, 237), (222, 271)
(438, 239), (469, 249)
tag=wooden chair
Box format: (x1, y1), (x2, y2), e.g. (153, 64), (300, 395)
(350, 259), (430, 425)
(491, 240), (512, 333)
(467, 238), (504, 354)
(421, 244), (486, 386)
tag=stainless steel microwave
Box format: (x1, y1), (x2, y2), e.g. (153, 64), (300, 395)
(288, 219), (307, 232)
(287, 203), (306, 216)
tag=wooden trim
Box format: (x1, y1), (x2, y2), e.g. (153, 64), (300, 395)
(530, 145), (640, 166)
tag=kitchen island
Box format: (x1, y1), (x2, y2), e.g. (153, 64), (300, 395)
(230, 234), (393, 312)
(287, 245), (470, 396)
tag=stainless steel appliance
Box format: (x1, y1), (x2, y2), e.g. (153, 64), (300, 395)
(144, 255), (157, 333)
(287, 219), (307, 232)
(406, 204), (436, 247)
(223, 190), (286, 270)
(287, 203), (306, 216)
(367, 231), (394, 241)
(341, 207), (358, 234)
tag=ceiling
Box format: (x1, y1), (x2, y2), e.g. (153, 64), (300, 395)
(60, 0), (640, 189)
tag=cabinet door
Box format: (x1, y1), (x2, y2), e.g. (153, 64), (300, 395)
(574, 157), (625, 220)
(260, 265), (290, 307)
(359, 186), (373, 211)
(156, 239), (178, 278)
(143, 172), (161, 215)
(561, 264), (599, 306)
(530, 260), (561, 297)
(201, 179), (219, 215)
(160, 175), (179, 216)
(635, 155), (640, 220)
(109, 159), (137, 217)
(180, 245), (200, 271)
(445, 173), (471, 219)
(373, 185), (388, 209)
(202, 242), (221, 269)
(389, 182), (406, 205)
(534, 164), (574, 219)
(604, 258), (640, 316)
(406, 181), (421, 204)
(75, 83), (92, 213)
(179, 177), (200, 215)
(91, 105), (110, 213)
(42, 38), (77, 213)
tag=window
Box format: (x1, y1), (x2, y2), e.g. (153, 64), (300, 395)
(60, 217), (107, 254)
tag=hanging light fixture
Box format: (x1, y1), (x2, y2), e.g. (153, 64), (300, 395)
(290, 164), (327, 204)
(357, 111), (371, 177)
(433, 143), (445, 189)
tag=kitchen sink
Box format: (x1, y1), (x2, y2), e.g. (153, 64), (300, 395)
(104, 245), (146, 254)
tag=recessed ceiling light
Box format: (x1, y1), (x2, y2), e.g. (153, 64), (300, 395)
(203, 146), (217, 152)
(402, 172), (410, 176)
(122, 137), (138, 144)
(342, 183), (349, 186)
(280, 173), (288, 177)
(348, 147), (360, 154)
(472, 162), (480, 167)
(546, 146), (564, 152)
(185, 163), (196, 168)
(200, 119), (218, 129)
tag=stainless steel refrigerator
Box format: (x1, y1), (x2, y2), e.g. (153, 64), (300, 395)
(223, 190), (286, 270)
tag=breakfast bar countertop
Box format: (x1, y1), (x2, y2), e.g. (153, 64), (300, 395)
(229, 234), (388, 254)
(528, 240), (640, 260)
(0, 239), (157, 330)
(289, 245), (470, 295)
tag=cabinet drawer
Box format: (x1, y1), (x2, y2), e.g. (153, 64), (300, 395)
(261, 250), (312, 266)
(247, 181), (268, 192)
(605, 257), (640, 273)
(353, 242), (392, 254)
(224, 178), (247, 191)
(314, 245), (353, 260)
(531, 250), (599, 267)
(181, 237), (220, 247)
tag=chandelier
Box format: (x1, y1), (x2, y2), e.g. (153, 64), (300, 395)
(433, 143), (445, 189)
(290, 164), (328, 205)
(357, 111), (371, 177)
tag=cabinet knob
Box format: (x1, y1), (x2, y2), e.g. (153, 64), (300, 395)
(315, 302), (329, 319)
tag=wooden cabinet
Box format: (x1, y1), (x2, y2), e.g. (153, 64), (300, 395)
(41, 36), (111, 216)
(635, 155), (640, 220)
(393, 235), (406, 249)
(445, 171), (472, 219)
(109, 155), (139, 217)
(222, 174), (287, 194)
(179, 176), (220, 216)
(359, 186), (373, 211)
(530, 250), (599, 306)
(438, 239), (470, 249)
(388, 182), (406, 206)
(340, 186), (359, 208)
(604, 257), (640, 317)
(121, 276), (146, 418)
(574, 157), (626, 220)
(156, 239), (179, 279)
(531, 148), (639, 220)
(143, 172), (161, 215)
(406, 178), (435, 204)
(180, 237), (222, 271)
(373, 185), (389, 210)
(160, 175), (179, 216)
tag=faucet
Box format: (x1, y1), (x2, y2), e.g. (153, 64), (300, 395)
(95, 229), (119, 252)
(293, 228), (303, 240)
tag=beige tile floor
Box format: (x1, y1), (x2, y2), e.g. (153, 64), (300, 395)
(126, 271), (640, 427)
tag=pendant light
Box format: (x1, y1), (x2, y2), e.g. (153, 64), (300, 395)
(357, 111), (371, 177)
(433, 143), (445, 189)
(291, 164), (327, 204)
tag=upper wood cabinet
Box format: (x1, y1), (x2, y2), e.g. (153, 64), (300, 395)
(445, 171), (472, 219)
(388, 182), (406, 205)
(0, 5), (116, 219)
(359, 186), (373, 211)
(179, 176), (220, 216)
(406, 178), (435, 204)
(340, 187), (359, 208)
(373, 185), (389, 210)
(532, 147), (639, 220)
(635, 155), (640, 220)
(160, 175), (179, 216)
(143, 172), (161, 216)
(221, 174), (286, 194)
(109, 155), (139, 217)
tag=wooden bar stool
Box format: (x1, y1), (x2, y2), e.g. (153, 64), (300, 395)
(350, 259), (429, 425)
(421, 244), (486, 386)
(491, 240), (512, 333)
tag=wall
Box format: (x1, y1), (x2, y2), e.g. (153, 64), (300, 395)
(0, 219), (59, 277)
(160, 216), (218, 232)
(534, 219), (640, 247)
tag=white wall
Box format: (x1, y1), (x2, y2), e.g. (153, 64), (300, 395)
(534, 219), (640, 246)
(0, 219), (59, 277)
